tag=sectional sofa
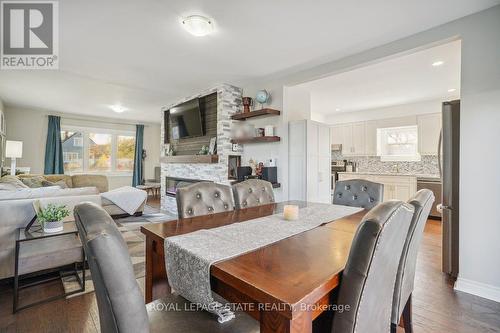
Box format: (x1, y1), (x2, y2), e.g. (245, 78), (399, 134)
(0, 174), (145, 279)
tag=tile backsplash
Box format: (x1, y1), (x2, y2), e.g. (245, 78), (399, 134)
(332, 152), (440, 176)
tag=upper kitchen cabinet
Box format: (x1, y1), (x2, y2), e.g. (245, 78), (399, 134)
(331, 114), (441, 156)
(364, 120), (378, 156)
(330, 124), (343, 147)
(418, 113), (442, 155)
(331, 122), (365, 156)
(351, 122), (366, 155)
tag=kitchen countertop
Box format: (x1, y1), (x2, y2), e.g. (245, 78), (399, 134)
(338, 171), (441, 181)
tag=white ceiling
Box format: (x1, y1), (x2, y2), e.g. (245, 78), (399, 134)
(0, 0), (497, 122)
(302, 40), (462, 115)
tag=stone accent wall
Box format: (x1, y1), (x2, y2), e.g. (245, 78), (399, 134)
(160, 84), (243, 213)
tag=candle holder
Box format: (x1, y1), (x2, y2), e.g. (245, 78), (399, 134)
(283, 205), (299, 221)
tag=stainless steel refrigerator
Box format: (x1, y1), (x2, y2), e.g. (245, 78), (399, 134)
(438, 100), (460, 278)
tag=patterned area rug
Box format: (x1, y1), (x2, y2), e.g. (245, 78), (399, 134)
(62, 206), (177, 297)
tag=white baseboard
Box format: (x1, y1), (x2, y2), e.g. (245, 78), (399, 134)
(454, 278), (500, 303)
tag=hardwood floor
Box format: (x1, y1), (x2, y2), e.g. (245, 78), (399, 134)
(0, 214), (498, 332)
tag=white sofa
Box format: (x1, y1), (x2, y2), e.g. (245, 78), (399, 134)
(0, 175), (146, 279)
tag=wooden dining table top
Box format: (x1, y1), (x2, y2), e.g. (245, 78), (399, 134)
(141, 201), (367, 322)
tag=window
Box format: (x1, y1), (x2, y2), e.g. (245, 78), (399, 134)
(61, 131), (84, 172)
(377, 125), (420, 161)
(89, 133), (112, 172)
(117, 135), (135, 172)
(73, 136), (83, 147)
(61, 127), (135, 174)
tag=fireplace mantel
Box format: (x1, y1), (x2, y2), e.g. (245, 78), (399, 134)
(161, 155), (219, 164)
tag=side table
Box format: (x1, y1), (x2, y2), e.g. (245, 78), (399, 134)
(144, 182), (161, 198)
(14, 221), (85, 313)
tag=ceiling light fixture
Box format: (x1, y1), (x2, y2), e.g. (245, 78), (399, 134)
(109, 104), (127, 113)
(335, 108), (341, 112)
(448, 88), (457, 93)
(432, 60), (444, 67)
(181, 15), (214, 37)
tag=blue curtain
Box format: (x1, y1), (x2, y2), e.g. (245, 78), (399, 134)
(44, 115), (64, 174)
(132, 124), (144, 187)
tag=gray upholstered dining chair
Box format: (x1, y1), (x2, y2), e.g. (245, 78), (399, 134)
(74, 202), (259, 333)
(391, 189), (435, 333)
(332, 200), (415, 333)
(332, 179), (384, 209)
(232, 179), (275, 209)
(176, 182), (235, 218)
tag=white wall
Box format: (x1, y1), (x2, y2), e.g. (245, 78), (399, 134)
(3, 106), (161, 190)
(325, 99), (443, 124)
(241, 6), (500, 302)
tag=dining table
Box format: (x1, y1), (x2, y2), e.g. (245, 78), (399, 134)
(140, 200), (367, 333)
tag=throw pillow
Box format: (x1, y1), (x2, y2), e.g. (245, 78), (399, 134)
(42, 179), (68, 189)
(20, 176), (46, 188)
(0, 175), (29, 189)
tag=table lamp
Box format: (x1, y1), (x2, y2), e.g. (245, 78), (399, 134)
(6, 140), (23, 176)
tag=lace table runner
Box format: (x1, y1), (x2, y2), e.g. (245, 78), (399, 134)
(164, 203), (363, 322)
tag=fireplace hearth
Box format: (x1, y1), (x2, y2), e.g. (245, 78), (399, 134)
(165, 177), (211, 197)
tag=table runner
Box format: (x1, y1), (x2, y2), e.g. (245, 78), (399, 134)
(164, 203), (363, 322)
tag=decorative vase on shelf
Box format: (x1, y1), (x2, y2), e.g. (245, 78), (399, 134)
(242, 97), (253, 113)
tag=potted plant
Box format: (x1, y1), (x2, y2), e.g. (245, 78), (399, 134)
(37, 204), (70, 233)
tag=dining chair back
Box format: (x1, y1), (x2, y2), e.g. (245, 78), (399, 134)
(332, 179), (384, 209)
(74, 202), (149, 333)
(176, 182), (235, 218)
(232, 179), (275, 209)
(332, 200), (414, 333)
(391, 189), (434, 332)
(74, 202), (259, 333)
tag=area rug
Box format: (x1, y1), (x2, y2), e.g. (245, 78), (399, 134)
(62, 206), (176, 298)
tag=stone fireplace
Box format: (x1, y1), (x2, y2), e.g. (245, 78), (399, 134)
(164, 177), (210, 197)
(160, 84), (243, 214)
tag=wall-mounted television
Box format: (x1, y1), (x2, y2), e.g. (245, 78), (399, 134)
(169, 98), (204, 139)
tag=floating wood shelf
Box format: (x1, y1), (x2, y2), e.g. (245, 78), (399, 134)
(160, 155), (219, 164)
(231, 136), (281, 144)
(231, 108), (281, 120)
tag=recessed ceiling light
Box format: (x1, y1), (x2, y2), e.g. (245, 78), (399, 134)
(181, 15), (214, 37)
(448, 88), (457, 92)
(109, 104), (127, 113)
(432, 60), (444, 67)
(335, 108), (341, 112)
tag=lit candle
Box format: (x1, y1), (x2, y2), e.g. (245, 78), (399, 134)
(283, 205), (299, 221)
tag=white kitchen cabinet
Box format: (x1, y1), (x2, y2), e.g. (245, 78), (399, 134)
(338, 173), (417, 202)
(352, 122), (366, 155)
(341, 125), (353, 155)
(364, 120), (378, 156)
(332, 123), (365, 156)
(331, 114), (439, 158)
(289, 120), (331, 203)
(330, 125), (343, 145)
(418, 113), (441, 155)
